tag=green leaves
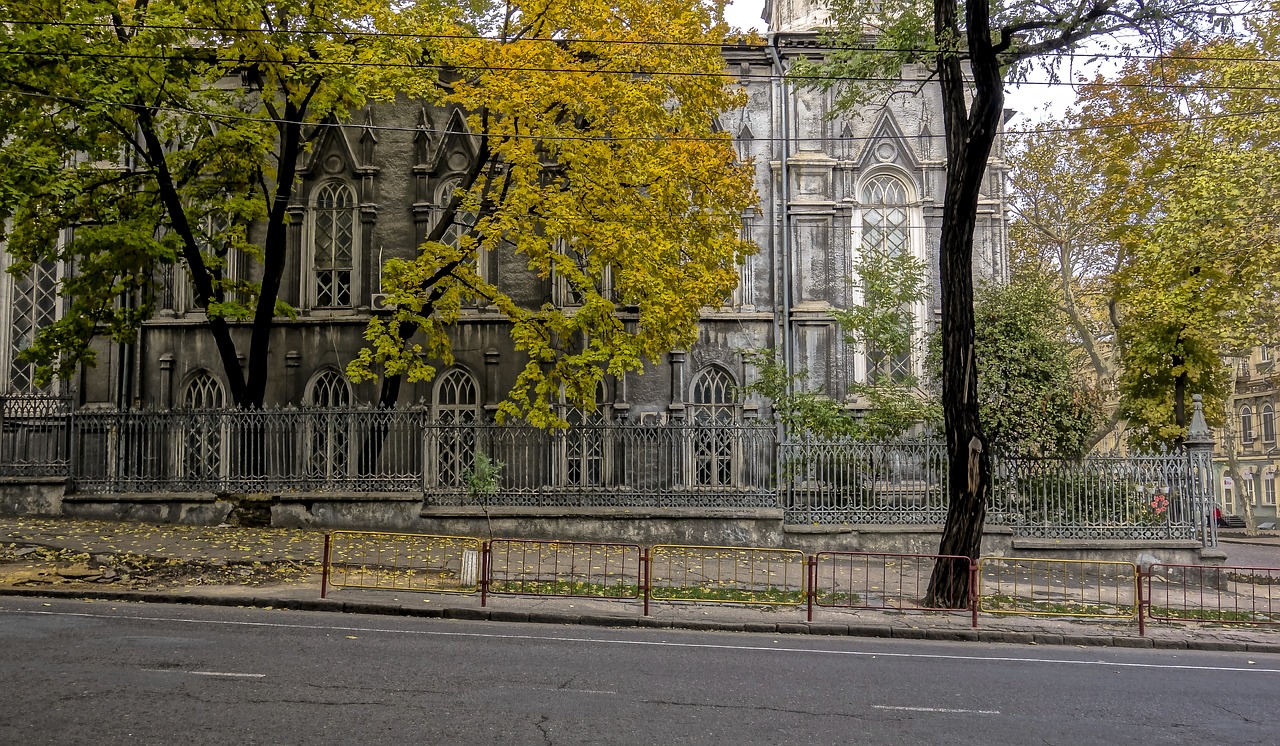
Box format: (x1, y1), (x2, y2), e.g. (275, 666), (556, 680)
(348, 0), (757, 425)
(973, 275), (1105, 458)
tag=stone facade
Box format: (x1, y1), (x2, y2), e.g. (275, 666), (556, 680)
(0, 7), (1009, 421)
(1216, 346), (1280, 523)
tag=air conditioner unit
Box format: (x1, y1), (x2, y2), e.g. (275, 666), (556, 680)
(370, 293), (394, 312)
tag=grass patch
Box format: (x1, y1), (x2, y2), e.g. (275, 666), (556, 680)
(981, 593), (1131, 617)
(1147, 606), (1278, 623)
(649, 585), (806, 605)
(488, 579), (639, 599)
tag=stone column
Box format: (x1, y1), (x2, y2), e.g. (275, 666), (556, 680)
(1185, 394), (1219, 549)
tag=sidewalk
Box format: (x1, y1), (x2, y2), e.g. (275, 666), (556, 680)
(3, 516), (1279, 654)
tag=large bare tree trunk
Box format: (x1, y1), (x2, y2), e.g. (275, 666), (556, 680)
(925, 0), (1004, 607)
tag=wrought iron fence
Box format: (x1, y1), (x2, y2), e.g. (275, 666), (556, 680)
(66, 407), (777, 508)
(0, 395), (72, 477)
(778, 437), (1208, 542)
(779, 437), (951, 524)
(0, 402), (1217, 544)
(993, 451), (1206, 541)
(71, 407), (426, 494)
(430, 422), (777, 508)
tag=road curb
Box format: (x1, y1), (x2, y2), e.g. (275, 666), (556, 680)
(1, 587), (1275, 653)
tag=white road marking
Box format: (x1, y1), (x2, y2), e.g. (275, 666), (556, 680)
(5, 606), (1279, 675)
(874, 705), (1000, 715)
(141, 668), (265, 678)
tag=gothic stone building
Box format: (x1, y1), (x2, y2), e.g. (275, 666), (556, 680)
(1, 6), (1009, 437)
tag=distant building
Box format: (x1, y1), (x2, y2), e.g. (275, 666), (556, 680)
(1216, 346), (1279, 523)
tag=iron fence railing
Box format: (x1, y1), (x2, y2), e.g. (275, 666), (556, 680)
(778, 437), (1209, 542)
(779, 437), (950, 525)
(0, 402), (1217, 544)
(66, 408), (777, 508)
(0, 394), (72, 477)
(993, 451), (1206, 541)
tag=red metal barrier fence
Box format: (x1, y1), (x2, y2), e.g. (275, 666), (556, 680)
(978, 558), (1139, 621)
(1144, 564), (1280, 626)
(647, 544), (807, 607)
(484, 539), (643, 603)
(319, 532), (1280, 635)
(808, 551), (974, 623)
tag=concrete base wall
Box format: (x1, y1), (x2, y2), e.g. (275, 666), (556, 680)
(62, 493), (234, 526)
(1010, 538), (1215, 567)
(783, 524), (1015, 556)
(6, 486), (1227, 564)
(0, 477), (67, 517)
(416, 507), (786, 547)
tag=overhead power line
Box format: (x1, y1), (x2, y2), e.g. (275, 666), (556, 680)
(2, 46), (1280, 95)
(8, 86), (1280, 143)
(4, 15), (1280, 65)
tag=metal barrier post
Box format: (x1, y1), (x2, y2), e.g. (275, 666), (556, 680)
(480, 541), (490, 607)
(807, 555), (816, 622)
(642, 550), (650, 617)
(320, 533), (331, 599)
(1137, 567), (1146, 637)
(969, 561), (979, 628)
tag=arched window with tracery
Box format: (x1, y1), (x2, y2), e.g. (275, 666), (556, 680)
(312, 183), (356, 308)
(861, 174), (910, 258)
(179, 371), (225, 486)
(433, 368), (480, 488)
(5, 259), (59, 393)
(562, 380), (610, 487)
(858, 173), (917, 383)
(689, 366), (738, 487)
(183, 371), (225, 409)
(304, 369), (353, 483)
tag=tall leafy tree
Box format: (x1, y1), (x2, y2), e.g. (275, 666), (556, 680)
(1007, 125), (1125, 451)
(799, 0), (1222, 605)
(0, 0), (438, 407)
(1010, 13), (1280, 449)
(347, 0), (756, 425)
(0, 0), (755, 421)
(972, 275), (1105, 458)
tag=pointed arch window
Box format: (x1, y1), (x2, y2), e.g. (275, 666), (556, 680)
(182, 371), (225, 409)
(179, 371), (226, 486)
(689, 366), (738, 487)
(861, 175), (910, 258)
(306, 369), (352, 408)
(5, 258), (59, 393)
(303, 369), (353, 485)
(858, 173), (917, 384)
(313, 183), (356, 308)
(433, 368), (480, 489)
(561, 380), (611, 487)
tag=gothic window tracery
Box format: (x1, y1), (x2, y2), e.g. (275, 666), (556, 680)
(689, 366), (738, 487)
(179, 371), (225, 485)
(433, 368), (480, 488)
(858, 172), (916, 383)
(312, 182), (356, 308)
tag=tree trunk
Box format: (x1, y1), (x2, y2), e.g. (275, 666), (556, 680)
(924, 0), (1004, 608)
(243, 102), (305, 410)
(137, 115), (249, 406)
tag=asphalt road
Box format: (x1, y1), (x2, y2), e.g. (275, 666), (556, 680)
(1, 598), (1276, 745)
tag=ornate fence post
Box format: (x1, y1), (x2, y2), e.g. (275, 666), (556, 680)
(1184, 394), (1217, 548)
